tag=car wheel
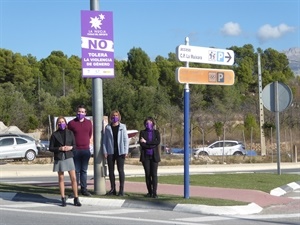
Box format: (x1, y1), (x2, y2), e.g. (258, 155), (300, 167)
(233, 151), (243, 156)
(25, 150), (36, 161)
(199, 151), (208, 156)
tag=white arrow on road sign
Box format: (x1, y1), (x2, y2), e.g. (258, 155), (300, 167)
(176, 45), (235, 66)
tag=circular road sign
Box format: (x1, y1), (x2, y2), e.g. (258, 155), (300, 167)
(262, 82), (293, 112)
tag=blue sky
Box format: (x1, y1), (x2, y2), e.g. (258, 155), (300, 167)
(0, 0), (299, 61)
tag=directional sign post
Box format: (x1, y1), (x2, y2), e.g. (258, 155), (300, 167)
(176, 45), (234, 66)
(175, 40), (235, 200)
(176, 67), (235, 85)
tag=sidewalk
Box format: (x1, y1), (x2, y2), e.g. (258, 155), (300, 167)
(1, 162), (300, 215)
(1, 162), (299, 178)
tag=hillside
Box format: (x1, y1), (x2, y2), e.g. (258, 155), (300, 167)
(284, 47), (300, 76)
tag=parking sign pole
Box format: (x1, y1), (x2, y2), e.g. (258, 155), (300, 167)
(183, 37), (190, 199)
(274, 81), (281, 175)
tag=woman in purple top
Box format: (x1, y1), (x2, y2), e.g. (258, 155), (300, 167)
(139, 117), (161, 198)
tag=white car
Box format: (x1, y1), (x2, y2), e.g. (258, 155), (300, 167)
(0, 133), (46, 152)
(0, 136), (38, 161)
(194, 140), (246, 157)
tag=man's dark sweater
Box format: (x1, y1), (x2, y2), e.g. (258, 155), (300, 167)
(68, 118), (92, 150)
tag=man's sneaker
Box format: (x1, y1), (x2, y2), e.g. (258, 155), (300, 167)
(81, 191), (92, 196)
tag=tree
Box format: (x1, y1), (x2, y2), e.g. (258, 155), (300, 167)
(244, 113), (260, 140)
(103, 73), (136, 128)
(126, 47), (159, 87)
(0, 82), (37, 132)
(230, 44), (256, 94)
(0, 45), (297, 141)
(39, 52), (66, 96)
(155, 54), (183, 106)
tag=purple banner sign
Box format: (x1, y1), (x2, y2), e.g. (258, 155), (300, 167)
(81, 10), (114, 78)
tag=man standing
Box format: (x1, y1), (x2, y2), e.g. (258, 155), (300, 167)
(68, 105), (93, 196)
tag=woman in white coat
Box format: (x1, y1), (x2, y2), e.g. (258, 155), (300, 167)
(103, 110), (129, 196)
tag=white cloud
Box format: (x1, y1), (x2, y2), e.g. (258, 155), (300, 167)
(220, 22), (242, 36)
(257, 23), (296, 43)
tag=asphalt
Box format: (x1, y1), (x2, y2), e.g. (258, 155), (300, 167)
(1, 162), (300, 215)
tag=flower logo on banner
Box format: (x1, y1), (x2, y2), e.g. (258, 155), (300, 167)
(89, 14), (105, 29)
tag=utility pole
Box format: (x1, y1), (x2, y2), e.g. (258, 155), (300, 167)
(90, 0), (106, 195)
(258, 53), (266, 155)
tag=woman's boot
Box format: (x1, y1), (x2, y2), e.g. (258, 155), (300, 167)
(106, 183), (116, 195)
(74, 197), (82, 207)
(118, 186), (124, 196)
(61, 197), (66, 207)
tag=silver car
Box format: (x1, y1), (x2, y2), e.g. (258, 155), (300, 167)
(0, 134), (46, 152)
(0, 136), (38, 161)
(194, 140), (246, 157)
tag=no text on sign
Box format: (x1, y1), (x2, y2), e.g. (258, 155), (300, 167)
(176, 45), (234, 66)
(176, 67), (235, 85)
(262, 82), (293, 112)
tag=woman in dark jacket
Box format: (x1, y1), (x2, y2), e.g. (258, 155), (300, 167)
(49, 116), (81, 207)
(139, 117), (161, 198)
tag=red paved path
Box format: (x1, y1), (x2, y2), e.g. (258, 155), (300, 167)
(84, 180), (294, 208)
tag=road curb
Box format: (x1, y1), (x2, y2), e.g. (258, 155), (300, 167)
(174, 202), (263, 215)
(270, 181), (300, 196)
(65, 196), (264, 215)
(1, 192), (263, 215)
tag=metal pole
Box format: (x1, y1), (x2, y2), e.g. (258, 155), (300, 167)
(222, 128), (225, 164)
(90, 0), (106, 195)
(274, 81), (281, 175)
(202, 128), (204, 152)
(250, 127), (253, 163)
(183, 37), (190, 199)
(271, 127), (273, 163)
(190, 123), (193, 162)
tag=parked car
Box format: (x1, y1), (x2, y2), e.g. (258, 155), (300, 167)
(194, 140), (246, 157)
(0, 136), (38, 161)
(161, 145), (171, 154)
(0, 133), (46, 152)
(169, 147), (196, 155)
(40, 140), (49, 151)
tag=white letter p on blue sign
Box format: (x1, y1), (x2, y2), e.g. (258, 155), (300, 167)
(217, 51), (224, 62)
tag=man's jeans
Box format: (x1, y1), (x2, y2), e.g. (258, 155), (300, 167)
(73, 149), (91, 193)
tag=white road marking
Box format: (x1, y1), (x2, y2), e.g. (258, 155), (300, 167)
(175, 213), (300, 222)
(289, 197), (300, 199)
(86, 208), (149, 215)
(1, 202), (55, 208)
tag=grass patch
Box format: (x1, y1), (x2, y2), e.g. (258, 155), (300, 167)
(127, 173), (300, 193)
